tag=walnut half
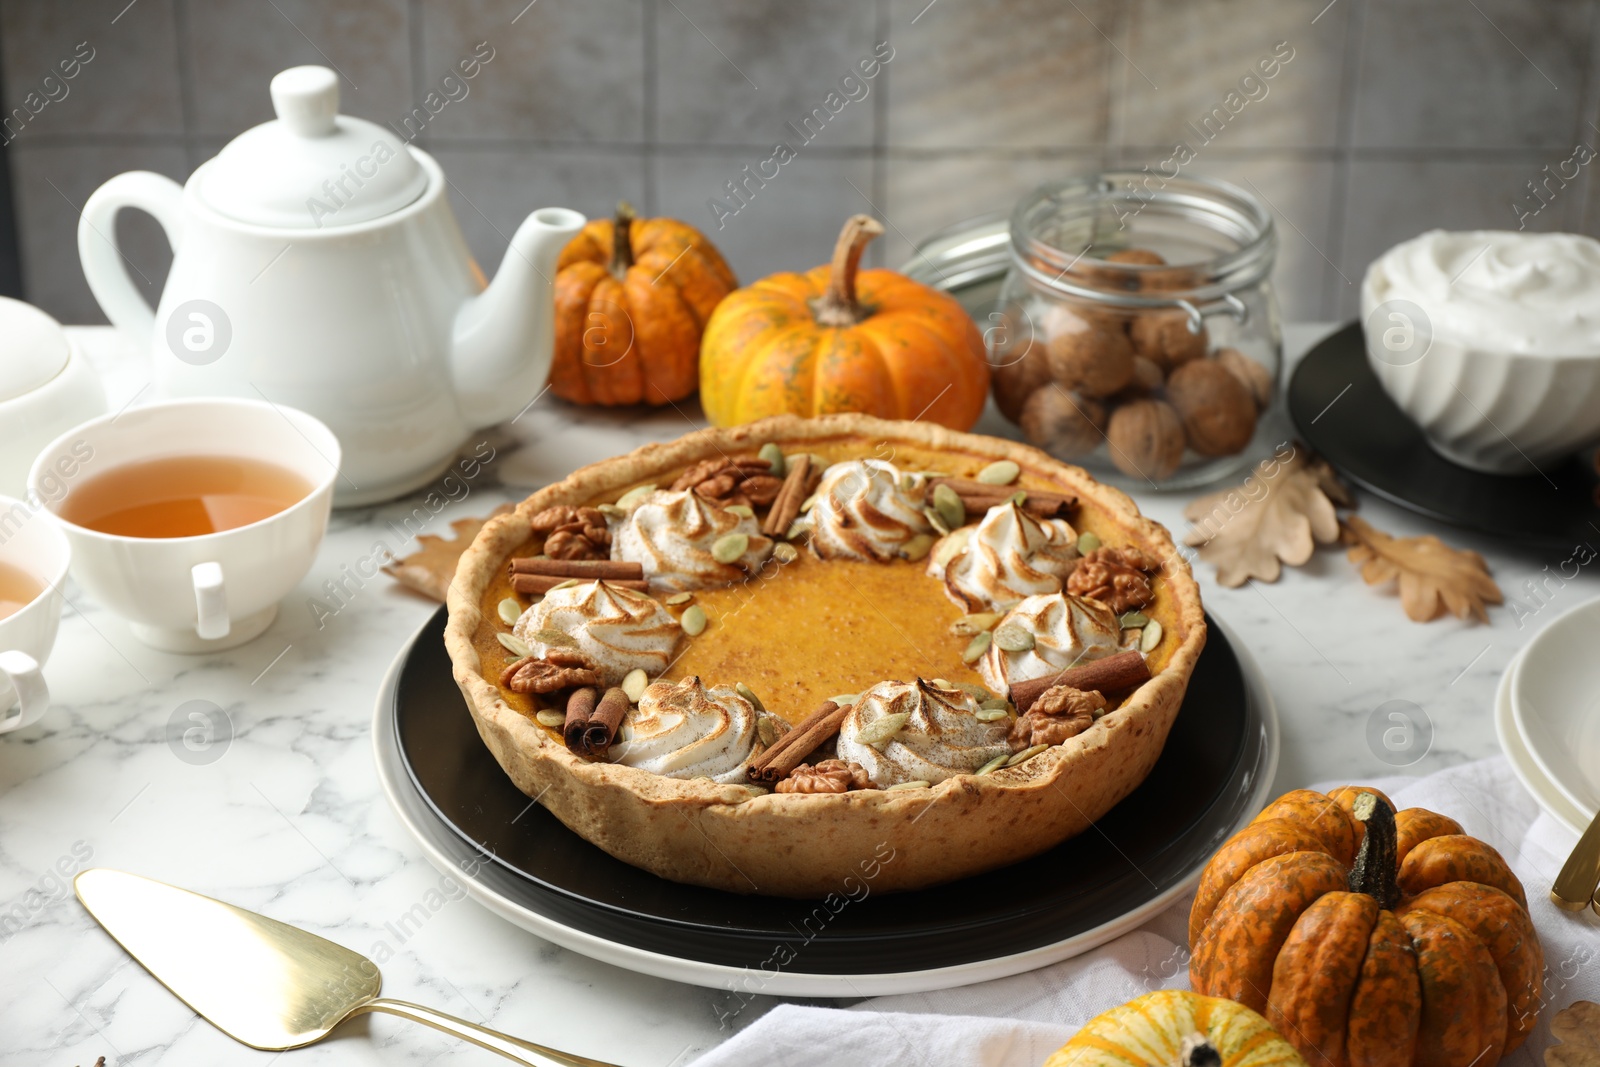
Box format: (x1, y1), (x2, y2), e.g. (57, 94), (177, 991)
(775, 759), (876, 794)
(1009, 685), (1107, 750)
(1067, 546), (1159, 614)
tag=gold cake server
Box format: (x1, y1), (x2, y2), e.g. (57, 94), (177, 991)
(75, 868), (619, 1065)
(1550, 805), (1600, 911)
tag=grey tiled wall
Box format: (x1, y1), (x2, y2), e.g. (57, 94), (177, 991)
(4, 0), (1598, 327)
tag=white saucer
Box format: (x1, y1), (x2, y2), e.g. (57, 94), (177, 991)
(371, 613), (1281, 997)
(1510, 596), (1600, 822)
(1496, 645), (1589, 835)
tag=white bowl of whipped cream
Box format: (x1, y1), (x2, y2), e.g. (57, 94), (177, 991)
(1361, 229), (1600, 474)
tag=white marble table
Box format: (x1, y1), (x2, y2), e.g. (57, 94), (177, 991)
(2, 324), (1588, 1066)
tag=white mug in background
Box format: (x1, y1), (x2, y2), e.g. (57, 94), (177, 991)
(29, 398), (340, 653)
(0, 495), (71, 733)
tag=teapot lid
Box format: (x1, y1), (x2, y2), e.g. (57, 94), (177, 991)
(0, 297), (71, 404)
(197, 66), (428, 229)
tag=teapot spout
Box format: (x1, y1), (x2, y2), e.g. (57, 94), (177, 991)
(451, 207), (585, 427)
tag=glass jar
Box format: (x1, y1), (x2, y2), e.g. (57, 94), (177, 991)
(990, 174), (1281, 490)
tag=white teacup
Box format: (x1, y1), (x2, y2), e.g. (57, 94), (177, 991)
(29, 398), (340, 652)
(0, 494), (71, 732)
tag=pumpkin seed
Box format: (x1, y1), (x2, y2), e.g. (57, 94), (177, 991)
(922, 506), (950, 537)
(497, 632), (531, 658)
(597, 503), (626, 519)
(956, 682), (993, 701)
(712, 532), (749, 563)
(992, 624), (1036, 653)
(1010, 490), (1028, 506)
(756, 717), (778, 746)
(975, 753), (1010, 776)
(534, 709), (566, 729)
(949, 612), (1001, 636)
(529, 627), (579, 649)
(1140, 619), (1164, 652)
(930, 527), (972, 570)
(899, 473), (917, 494)
(929, 678), (953, 690)
(962, 630), (992, 664)
(681, 604), (708, 636)
(616, 484), (656, 511)
(1118, 611), (1150, 629)
(1077, 531), (1101, 553)
(735, 682), (766, 713)
(773, 541), (799, 564)
(977, 460), (1020, 486)
(547, 578), (581, 592)
(758, 443), (786, 476)
(800, 492), (818, 513)
(828, 693), (859, 708)
(856, 711), (910, 746)
(497, 597), (523, 626)
(980, 697), (1012, 711)
(932, 483), (966, 531)
(621, 668), (650, 702)
(1006, 743), (1049, 767)
(975, 708), (1010, 722)
(666, 591), (694, 605)
(786, 519), (812, 541)
(900, 533), (935, 562)
(887, 779), (931, 791)
(725, 504), (755, 519)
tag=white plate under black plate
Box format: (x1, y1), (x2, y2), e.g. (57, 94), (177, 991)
(1287, 322), (1598, 550)
(374, 607), (1278, 996)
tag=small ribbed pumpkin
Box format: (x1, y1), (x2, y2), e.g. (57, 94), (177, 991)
(552, 203), (737, 406)
(1044, 990), (1306, 1066)
(1189, 787), (1542, 1067)
(698, 214), (989, 430)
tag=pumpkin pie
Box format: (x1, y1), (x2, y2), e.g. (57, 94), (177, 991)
(444, 414), (1205, 897)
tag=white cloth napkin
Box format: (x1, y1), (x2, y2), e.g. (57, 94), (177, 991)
(694, 757), (1592, 1067)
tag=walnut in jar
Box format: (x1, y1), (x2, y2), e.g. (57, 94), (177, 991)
(991, 339), (1053, 422)
(1167, 360), (1258, 457)
(1019, 387), (1106, 460)
(1106, 398), (1186, 481)
(1044, 307), (1135, 398)
(1130, 308), (1207, 371)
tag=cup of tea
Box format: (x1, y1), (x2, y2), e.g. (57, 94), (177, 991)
(29, 398), (340, 652)
(0, 494), (71, 732)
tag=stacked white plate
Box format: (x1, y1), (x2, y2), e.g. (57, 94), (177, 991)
(1498, 597), (1600, 835)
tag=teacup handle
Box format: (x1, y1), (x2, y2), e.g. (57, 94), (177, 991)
(0, 650), (49, 733)
(192, 562), (230, 641)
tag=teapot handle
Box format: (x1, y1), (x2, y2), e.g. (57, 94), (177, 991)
(78, 171), (185, 356)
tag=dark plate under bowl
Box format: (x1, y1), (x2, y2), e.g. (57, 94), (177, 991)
(1287, 322), (1598, 550)
(395, 607), (1262, 973)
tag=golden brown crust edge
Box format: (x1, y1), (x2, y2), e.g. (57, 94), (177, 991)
(444, 413), (1207, 897)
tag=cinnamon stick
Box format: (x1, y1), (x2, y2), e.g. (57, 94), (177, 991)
(954, 492), (1074, 521)
(583, 687), (632, 757)
(564, 687), (599, 754)
(748, 699), (850, 783)
(1009, 650), (1152, 714)
(762, 454), (817, 537)
(510, 558), (644, 580)
(511, 573), (649, 595)
(930, 478), (1076, 519)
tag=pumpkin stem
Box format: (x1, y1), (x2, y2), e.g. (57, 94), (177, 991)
(1178, 1035), (1222, 1067)
(1346, 790), (1401, 910)
(813, 214), (884, 327)
(611, 201), (637, 276)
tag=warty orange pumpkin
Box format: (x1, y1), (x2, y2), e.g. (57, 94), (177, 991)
(552, 203), (737, 406)
(1044, 989), (1307, 1066)
(1189, 787), (1541, 1067)
(698, 214), (989, 430)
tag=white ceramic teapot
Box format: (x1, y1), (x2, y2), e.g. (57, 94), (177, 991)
(77, 66), (584, 505)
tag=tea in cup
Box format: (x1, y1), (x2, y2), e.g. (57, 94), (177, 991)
(0, 494), (71, 731)
(30, 398), (339, 652)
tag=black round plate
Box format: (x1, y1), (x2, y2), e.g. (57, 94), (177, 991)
(394, 607), (1261, 973)
(1287, 323), (1598, 550)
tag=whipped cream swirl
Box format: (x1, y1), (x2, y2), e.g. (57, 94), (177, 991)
(1365, 230), (1600, 354)
(609, 676), (775, 783)
(934, 500), (1079, 611)
(515, 580), (681, 686)
(809, 459), (933, 562)
(835, 679), (1010, 787)
(977, 592), (1122, 694)
(612, 490), (773, 592)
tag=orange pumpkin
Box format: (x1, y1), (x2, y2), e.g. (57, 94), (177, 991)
(698, 214), (989, 430)
(1189, 787), (1542, 1067)
(552, 203), (737, 406)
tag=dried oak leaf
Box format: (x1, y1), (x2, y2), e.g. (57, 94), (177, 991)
(1182, 451), (1342, 587)
(381, 504), (514, 602)
(1341, 514), (1502, 624)
(1547, 1000), (1600, 1067)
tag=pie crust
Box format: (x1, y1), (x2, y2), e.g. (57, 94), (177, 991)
(445, 414), (1206, 897)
